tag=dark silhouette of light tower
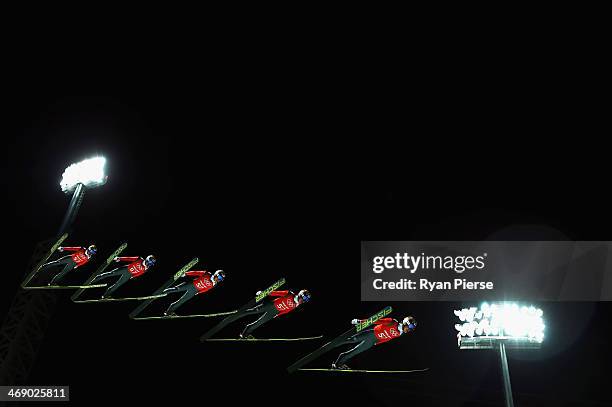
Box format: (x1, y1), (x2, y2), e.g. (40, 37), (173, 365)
(455, 303), (545, 407)
(0, 157), (107, 388)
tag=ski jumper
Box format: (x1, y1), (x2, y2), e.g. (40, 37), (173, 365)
(40, 247), (92, 285)
(91, 256), (148, 297)
(334, 317), (403, 366)
(164, 271), (215, 314)
(240, 290), (299, 336)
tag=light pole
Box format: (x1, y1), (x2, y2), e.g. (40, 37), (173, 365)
(454, 302), (545, 407)
(58, 156), (107, 235)
(0, 156), (108, 387)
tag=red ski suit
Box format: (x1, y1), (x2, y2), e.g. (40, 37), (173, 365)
(269, 290), (298, 316)
(61, 247), (91, 268)
(361, 317), (402, 345)
(115, 256), (148, 277)
(185, 271), (215, 293)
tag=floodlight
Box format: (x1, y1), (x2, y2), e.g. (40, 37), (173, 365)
(455, 302), (544, 347)
(454, 302), (545, 407)
(57, 156), (108, 235)
(60, 156), (107, 193)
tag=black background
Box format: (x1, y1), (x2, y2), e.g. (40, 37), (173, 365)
(2, 59), (611, 406)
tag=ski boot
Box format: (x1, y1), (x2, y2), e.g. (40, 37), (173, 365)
(331, 363), (351, 370)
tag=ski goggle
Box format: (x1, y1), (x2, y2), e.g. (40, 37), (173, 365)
(214, 272), (225, 282)
(408, 323), (416, 331)
(88, 246), (97, 254)
(145, 258), (156, 266)
(299, 292), (311, 303)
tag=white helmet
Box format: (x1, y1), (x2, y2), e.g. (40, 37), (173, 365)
(403, 316), (417, 331)
(212, 269), (225, 283)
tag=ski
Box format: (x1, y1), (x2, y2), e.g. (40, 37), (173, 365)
(287, 306), (393, 373)
(254, 278), (286, 302)
(203, 335), (323, 342)
(74, 294), (166, 303)
(298, 368), (429, 374)
(199, 277), (286, 341)
(128, 257), (199, 319)
(133, 311), (237, 320)
(21, 233), (69, 287)
(71, 242), (127, 301)
(23, 284), (107, 290)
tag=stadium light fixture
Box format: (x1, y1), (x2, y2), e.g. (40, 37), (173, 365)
(454, 302), (544, 407)
(57, 156), (108, 235)
(60, 156), (107, 193)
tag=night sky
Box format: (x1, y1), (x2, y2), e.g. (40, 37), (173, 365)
(2, 66), (611, 406)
